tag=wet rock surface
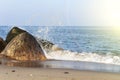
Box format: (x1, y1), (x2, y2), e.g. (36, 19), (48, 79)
(1, 32), (46, 61)
(5, 27), (26, 43)
(6, 27), (63, 52)
(36, 38), (63, 52)
(0, 37), (6, 53)
(36, 38), (56, 52)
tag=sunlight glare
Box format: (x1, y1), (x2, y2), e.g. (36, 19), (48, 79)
(104, 0), (120, 27)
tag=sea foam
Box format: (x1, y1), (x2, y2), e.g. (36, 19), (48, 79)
(46, 50), (120, 65)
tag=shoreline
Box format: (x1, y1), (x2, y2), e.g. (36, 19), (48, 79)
(0, 57), (120, 80)
(0, 64), (120, 80)
(0, 58), (120, 73)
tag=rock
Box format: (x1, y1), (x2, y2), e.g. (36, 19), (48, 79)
(36, 38), (54, 51)
(11, 70), (15, 72)
(6, 26), (26, 43)
(0, 37), (6, 53)
(36, 38), (63, 52)
(1, 32), (46, 61)
(6, 26), (63, 52)
(64, 72), (69, 74)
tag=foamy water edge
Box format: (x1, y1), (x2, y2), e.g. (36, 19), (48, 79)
(46, 50), (120, 65)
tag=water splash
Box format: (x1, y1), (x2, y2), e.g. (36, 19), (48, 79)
(37, 26), (50, 40)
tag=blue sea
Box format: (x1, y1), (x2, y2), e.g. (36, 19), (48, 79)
(1, 26), (120, 65)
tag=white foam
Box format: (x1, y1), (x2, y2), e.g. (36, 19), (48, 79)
(46, 50), (120, 65)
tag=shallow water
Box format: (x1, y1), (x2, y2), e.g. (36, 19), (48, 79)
(2, 59), (120, 73)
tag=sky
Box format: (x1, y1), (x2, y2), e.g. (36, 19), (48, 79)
(0, 0), (120, 26)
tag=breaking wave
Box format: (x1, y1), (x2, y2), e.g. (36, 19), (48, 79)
(46, 50), (120, 65)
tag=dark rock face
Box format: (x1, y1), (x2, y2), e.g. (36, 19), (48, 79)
(2, 32), (46, 61)
(36, 38), (63, 52)
(0, 37), (6, 53)
(6, 27), (26, 43)
(36, 38), (54, 51)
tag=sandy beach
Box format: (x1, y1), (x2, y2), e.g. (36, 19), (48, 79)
(0, 55), (120, 80)
(0, 61), (120, 80)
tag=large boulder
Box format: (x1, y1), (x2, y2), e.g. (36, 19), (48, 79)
(1, 32), (46, 61)
(6, 27), (26, 43)
(0, 37), (6, 53)
(6, 27), (63, 52)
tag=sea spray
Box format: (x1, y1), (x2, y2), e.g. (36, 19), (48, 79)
(37, 26), (50, 40)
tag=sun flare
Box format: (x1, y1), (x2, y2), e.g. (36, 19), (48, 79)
(111, 27), (120, 31)
(110, 26), (120, 35)
(104, 0), (120, 27)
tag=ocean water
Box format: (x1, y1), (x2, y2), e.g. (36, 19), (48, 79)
(0, 26), (120, 65)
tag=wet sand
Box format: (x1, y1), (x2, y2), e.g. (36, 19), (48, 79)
(0, 64), (120, 80)
(0, 57), (120, 80)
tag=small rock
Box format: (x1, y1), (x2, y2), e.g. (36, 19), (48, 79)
(36, 38), (63, 52)
(36, 38), (54, 51)
(64, 72), (69, 74)
(12, 70), (15, 72)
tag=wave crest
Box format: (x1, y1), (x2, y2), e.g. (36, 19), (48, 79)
(46, 50), (120, 65)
